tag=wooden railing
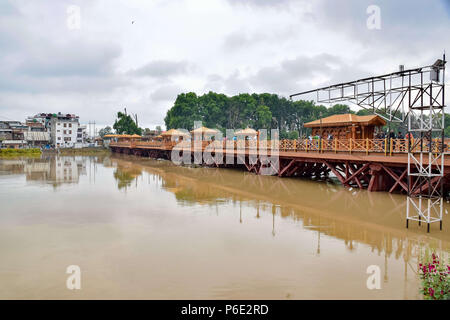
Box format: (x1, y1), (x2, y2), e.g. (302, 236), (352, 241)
(110, 138), (449, 155)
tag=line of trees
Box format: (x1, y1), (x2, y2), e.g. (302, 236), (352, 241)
(103, 92), (450, 139)
(164, 92), (378, 139)
(99, 113), (163, 137)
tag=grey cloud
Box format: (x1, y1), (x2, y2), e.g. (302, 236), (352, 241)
(314, 0), (450, 56)
(0, 1), (124, 94)
(203, 71), (251, 95)
(0, 0), (19, 16)
(16, 41), (122, 77)
(226, 0), (294, 8)
(129, 60), (190, 78)
(150, 84), (182, 102)
(222, 32), (267, 51)
(249, 54), (352, 94)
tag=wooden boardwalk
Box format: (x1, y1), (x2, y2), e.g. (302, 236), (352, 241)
(110, 138), (450, 194)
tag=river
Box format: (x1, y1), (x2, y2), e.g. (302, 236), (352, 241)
(0, 154), (448, 299)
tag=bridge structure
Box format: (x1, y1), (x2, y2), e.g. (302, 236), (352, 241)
(290, 56), (447, 232)
(109, 137), (450, 196)
(110, 57), (448, 232)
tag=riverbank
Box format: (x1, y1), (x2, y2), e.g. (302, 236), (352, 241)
(43, 147), (111, 156)
(0, 148), (41, 157)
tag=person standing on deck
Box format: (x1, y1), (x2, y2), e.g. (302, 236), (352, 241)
(388, 130), (396, 151)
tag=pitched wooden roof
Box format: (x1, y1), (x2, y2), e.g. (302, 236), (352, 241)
(161, 129), (189, 136)
(190, 126), (219, 134)
(235, 128), (257, 135)
(304, 114), (386, 128)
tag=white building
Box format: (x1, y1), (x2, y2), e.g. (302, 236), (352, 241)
(76, 125), (87, 145)
(50, 114), (80, 148)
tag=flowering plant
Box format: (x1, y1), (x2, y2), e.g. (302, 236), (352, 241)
(418, 252), (449, 300)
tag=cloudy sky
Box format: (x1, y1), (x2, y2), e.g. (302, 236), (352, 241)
(1, 0), (449, 129)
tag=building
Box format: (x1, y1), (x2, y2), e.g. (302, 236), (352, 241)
(26, 113), (88, 148)
(142, 129), (160, 141)
(50, 114), (80, 148)
(304, 114), (386, 140)
(26, 113), (53, 130)
(50, 113), (80, 148)
(0, 121), (28, 148)
(2, 113), (89, 149)
(77, 125), (87, 145)
(23, 131), (50, 148)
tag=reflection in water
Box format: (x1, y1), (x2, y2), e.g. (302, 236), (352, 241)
(110, 155), (450, 259)
(0, 154), (448, 299)
(0, 156), (88, 187)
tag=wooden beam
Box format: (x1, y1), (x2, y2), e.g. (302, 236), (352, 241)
(388, 168), (408, 193)
(278, 159), (296, 177)
(323, 161), (347, 185)
(343, 163), (370, 184)
(286, 162), (302, 176)
(381, 164), (408, 192)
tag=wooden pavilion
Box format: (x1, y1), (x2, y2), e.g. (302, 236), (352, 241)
(304, 114), (386, 140)
(235, 128), (258, 141)
(190, 126), (220, 140)
(161, 129), (189, 143)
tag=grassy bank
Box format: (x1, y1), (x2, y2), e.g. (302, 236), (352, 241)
(47, 147), (111, 156)
(0, 148), (42, 157)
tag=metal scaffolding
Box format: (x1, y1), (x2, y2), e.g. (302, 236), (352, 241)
(290, 56), (446, 232)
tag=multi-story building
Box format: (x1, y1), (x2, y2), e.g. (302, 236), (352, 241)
(76, 125), (87, 145)
(50, 113), (80, 148)
(0, 121), (28, 149)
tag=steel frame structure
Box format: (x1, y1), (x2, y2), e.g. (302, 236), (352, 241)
(290, 56), (446, 232)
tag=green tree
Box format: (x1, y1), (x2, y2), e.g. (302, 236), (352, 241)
(164, 91), (450, 138)
(254, 105), (272, 129)
(445, 113), (450, 137)
(113, 112), (142, 135)
(164, 92), (202, 130)
(98, 126), (113, 137)
(326, 104), (353, 116)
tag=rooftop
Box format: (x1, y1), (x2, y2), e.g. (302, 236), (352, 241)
(304, 114), (386, 128)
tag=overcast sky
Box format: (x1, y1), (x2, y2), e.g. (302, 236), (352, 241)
(1, 0), (449, 129)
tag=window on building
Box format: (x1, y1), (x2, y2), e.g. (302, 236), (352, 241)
(64, 123), (67, 127)
(58, 137), (61, 140)
(69, 130), (72, 134)
(69, 123), (72, 128)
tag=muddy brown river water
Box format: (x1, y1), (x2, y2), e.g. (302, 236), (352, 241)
(0, 154), (448, 299)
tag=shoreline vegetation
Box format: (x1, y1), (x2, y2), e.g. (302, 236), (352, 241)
(0, 147), (110, 158)
(44, 147), (111, 156)
(0, 148), (42, 157)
